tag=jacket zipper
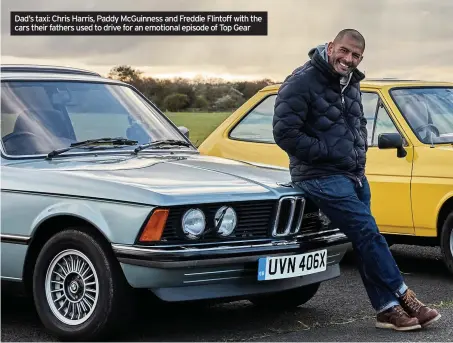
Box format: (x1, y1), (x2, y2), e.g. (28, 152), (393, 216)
(340, 93), (361, 187)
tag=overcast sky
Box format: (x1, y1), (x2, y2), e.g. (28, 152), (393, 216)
(1, 0), (452, 81)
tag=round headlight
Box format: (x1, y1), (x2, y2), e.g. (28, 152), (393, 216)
(215, 206), (237, 237)
(182, 208), (206, 239)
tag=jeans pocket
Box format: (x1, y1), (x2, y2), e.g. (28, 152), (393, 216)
(298, 179), (320, 193)
(314, 175), (355, 198)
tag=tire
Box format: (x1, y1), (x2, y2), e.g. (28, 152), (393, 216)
(248, 282), (321, 310)
(32, 228), (133, 341)
(440, 212), (453, 275)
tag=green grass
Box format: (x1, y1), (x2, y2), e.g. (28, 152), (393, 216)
(165, 112), (232, 146)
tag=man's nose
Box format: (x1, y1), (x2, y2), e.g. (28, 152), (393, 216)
(344, 53), (353, 63)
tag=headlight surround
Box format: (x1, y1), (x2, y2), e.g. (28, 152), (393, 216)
(215, 206), (237, 237)
(182, 208), (206, 239)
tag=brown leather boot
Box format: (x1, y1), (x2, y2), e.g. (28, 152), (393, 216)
(399, 289), (441, 327)
(376, 305), (421, 331)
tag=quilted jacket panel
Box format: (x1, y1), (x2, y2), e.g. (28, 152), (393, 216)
(273, 45), (367, 182)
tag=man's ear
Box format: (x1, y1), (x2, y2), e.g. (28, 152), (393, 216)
(327, 42), (334, 56)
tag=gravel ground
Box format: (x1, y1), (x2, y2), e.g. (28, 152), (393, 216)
(2, 244), (452, 342)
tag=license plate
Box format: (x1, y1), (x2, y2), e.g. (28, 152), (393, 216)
(257, 249), (327, 281)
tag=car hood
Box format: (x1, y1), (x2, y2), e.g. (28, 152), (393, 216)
(3, 153), (298, 206)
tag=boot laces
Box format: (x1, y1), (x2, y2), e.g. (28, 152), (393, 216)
(402, 289), (424, 312)
(393, 305), (408, 317)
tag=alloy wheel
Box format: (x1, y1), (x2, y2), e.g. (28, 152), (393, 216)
(44, 249), (99, 325)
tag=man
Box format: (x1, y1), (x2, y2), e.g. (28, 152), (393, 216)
(272, 29), (441, 331)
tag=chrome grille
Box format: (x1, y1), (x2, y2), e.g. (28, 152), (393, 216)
(157, 197), (328, 243)
(272, 196), (307, 237)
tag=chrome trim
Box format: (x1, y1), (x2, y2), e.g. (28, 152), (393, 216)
(138, 229), (342, 249)
(1, 276), (23, 281)
(294, 199), (306, 232)
(183, 276), (243, 284)
(147, 238), (273, 248)
(115, 240), (351, 269)
(184, 269), (243, 276)
(327, 253), (341, 259)
(112, 231), (347, 256)
(1, 64), (101, 77)
(112, 240), (300, 255)
(0, 234), (30, 244)
(272, 196), (306, 237)
(286, 197), (297, 233)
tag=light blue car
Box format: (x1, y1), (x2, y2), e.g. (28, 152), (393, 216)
(1, 64), (350, 341)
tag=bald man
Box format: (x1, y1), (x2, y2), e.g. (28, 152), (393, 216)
(273, 29), (441, 331)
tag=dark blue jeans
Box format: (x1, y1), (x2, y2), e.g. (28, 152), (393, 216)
(295, 174), (407, 313)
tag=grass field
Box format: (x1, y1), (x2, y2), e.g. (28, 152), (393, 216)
(165, 112), (232, 146)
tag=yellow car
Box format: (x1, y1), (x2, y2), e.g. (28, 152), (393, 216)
(199, 79), (453, 274)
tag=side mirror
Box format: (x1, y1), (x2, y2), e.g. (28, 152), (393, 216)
(178, 126), (189, 138)
(378, 133), (407, 158)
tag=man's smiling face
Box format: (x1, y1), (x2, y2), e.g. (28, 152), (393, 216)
(327, 34), (364, 76)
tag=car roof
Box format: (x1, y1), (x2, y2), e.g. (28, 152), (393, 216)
(0, 64), (127, 85)
(261, 78), (453, 92)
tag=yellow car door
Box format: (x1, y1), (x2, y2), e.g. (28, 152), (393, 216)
(199, 91), (289, 167)
(361, 88), (415, 235)
(200, 86), (415, 236)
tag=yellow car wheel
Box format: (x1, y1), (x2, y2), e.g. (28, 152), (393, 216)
(440, 212), (453, 275)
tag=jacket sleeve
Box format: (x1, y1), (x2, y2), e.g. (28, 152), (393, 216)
(272, 74), (328, 163)
(360, 116), (368, 151)
(358, 92), (369, 151)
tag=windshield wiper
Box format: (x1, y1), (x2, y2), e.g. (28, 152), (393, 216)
(133, 139), (192, 154)
(46, 137), (138, 159)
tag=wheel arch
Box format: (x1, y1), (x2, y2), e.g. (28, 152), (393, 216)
(437, 196), (453, 239)
(23, 214), (116, 297)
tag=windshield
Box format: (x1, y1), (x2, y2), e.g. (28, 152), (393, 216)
(390, 87), (453, 144)
(1, 80), (191, 156)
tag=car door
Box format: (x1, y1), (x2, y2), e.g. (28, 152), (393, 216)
(212, 92), (289, 167)
(362, 89), (415, 235)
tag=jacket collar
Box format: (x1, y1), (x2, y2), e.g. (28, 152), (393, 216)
(309, 45), (365, 84)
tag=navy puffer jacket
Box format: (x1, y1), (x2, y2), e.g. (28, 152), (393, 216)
(273, 44), (368, 182)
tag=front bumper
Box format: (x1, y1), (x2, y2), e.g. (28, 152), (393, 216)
(112, 230), (351, 302)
